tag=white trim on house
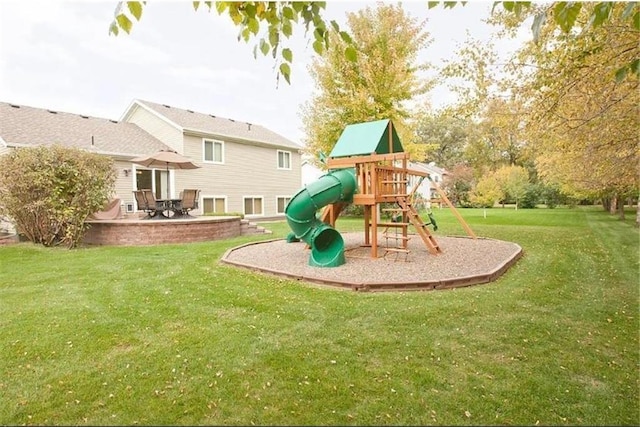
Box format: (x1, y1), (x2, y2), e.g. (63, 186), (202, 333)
(119, 100), (184, 132)
(277, 150), (292, 170)
(201, 194), (227, 215)
(275, 195), (292, 215)
(202, 138), (224, 164)
(243, 195), (264, 217)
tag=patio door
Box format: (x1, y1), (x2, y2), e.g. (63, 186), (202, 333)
(135, 169), (170, 200)
(136, 169), (153, 193)
(155, 170), (167, 199)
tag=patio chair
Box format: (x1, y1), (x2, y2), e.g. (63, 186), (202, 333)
(141, 189), (168, 219)
(179, 189), (200, 217)
(133, 190), (158, 219)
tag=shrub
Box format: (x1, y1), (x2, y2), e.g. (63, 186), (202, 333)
(541, 185), (562, 208)
(0, 145), (116, 248)
(520, 183), (542, 209)
(470, 174), (503, 208)
(341, 203), (364, 217)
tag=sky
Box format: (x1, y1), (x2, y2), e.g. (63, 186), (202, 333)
(0, 0), (531, 147)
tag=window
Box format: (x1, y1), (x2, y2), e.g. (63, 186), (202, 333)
(277, 150), (291, 170)
(203, 139), (224, 163)
(202, 196), (226, 214)
(276, 196), (291, 214)
(243, 197), (263, 216)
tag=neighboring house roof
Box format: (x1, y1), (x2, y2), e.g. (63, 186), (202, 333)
(408, 161), (448, 177)
(124, 99), (302, 151)
(330, 119), (403, 158)
(0, 102), (170, 158)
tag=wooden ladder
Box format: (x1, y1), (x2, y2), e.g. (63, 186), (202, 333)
(380, 206), (411, 261)
(396, 196), (442, 255)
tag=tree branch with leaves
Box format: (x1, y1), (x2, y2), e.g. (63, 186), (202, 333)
(109, 1), (355, 84)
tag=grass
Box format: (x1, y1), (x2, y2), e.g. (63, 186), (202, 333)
(0, 206), (638, 425)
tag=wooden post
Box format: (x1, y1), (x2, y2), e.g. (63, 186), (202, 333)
(430, 177), (477, 239)
(364, 205), (371, 247)
(371, 165), (379, 257)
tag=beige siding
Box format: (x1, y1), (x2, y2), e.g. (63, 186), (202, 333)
(126, 105), (183, 153)
(177, 135), (301, 217)
(112, 160), (136, 208)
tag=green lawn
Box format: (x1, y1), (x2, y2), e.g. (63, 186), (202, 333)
(0, 206), (638, 425)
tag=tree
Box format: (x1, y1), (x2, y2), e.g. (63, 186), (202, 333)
(300, 3), (432, 163)
(442, 163), (475, 207)
(477, 98), (529, 167)
(440, 1), (639, 81)
(439, 2), (638, 222)
(507, 2), (639, 220)
(438, 38), (529, 179)
(412, 109), (469, 169)
(0, 145), (116, 248)
(494, 165), (530, 210)
(470, 173), (504, 216)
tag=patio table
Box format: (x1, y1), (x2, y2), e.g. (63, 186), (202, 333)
(156, 199), (184, 219)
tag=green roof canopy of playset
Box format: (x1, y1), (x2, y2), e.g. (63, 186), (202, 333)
(329, 119), (403, 158)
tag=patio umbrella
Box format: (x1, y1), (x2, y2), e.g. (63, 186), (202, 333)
(130, 150), (200, 199)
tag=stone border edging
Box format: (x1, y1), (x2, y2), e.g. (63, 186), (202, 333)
(220, 237), (523, 293)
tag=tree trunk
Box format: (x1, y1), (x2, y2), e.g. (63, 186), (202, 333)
(602, 197), (611, 211)
(618, 200), (625, 220)
(609, 195), (617, 215)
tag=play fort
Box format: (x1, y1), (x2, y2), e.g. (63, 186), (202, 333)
(285, 119), (475, 267)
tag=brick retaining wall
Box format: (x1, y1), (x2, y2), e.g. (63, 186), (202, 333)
(0, 234), (18, 245)
(83, 216), (242, 246)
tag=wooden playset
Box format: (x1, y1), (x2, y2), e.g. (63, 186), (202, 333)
(321, 120), (475, 260)
(285, 119), (475, 267)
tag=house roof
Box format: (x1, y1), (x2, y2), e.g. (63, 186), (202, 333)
(329, 119), (403, 158)
(127, 99), (302, 150)
(408, 161), (448, 176)
(0, 102), (169, 158)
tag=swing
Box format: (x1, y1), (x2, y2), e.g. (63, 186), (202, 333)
(425, 209), (438, 231)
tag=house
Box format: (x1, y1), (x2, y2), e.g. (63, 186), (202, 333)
(121, 100), (302, 218)
(0, 100), (302, 218)
(301, 154), (325, 187)
(407, 161), (448, 208)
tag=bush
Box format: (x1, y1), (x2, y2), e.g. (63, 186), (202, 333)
(541, 185), (563, 208)
(0, 145), (116, 248)
(341, 203), (364, 217)
(520, 183), (542, 209)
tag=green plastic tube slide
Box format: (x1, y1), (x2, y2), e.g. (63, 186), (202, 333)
(285, 168), (357, 267)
